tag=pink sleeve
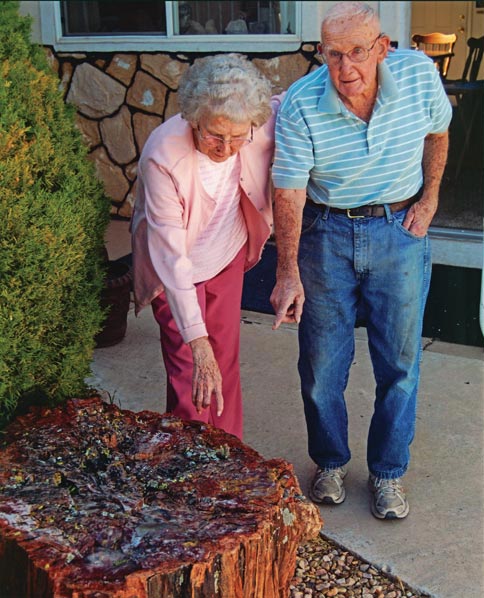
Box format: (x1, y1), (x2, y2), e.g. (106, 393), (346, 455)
(142, 158), (208, 343)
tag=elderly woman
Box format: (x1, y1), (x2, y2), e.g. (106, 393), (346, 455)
(131, 54), (279, 439)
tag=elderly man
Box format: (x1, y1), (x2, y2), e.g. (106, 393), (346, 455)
(271, 2), (451, 519)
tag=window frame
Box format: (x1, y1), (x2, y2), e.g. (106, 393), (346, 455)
(40, 0), (304, 52)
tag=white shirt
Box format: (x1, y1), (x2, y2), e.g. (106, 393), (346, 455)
(190, 152), (248, 283)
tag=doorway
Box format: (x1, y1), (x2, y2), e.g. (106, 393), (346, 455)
(411, 1), (471, 79)
(411, 1), (483, 233)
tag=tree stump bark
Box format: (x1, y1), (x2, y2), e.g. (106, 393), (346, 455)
(0, 397), (322, 597)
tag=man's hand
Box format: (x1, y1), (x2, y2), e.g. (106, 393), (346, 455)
(270, 274), (305, 329)
(271, 187), (307, 330)
(404, 131), (449, 236)
(189, 337), (223, 416)
(402, 197), (438, 237)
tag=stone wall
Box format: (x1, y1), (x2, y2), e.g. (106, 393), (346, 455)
(46, 46), (321, 218)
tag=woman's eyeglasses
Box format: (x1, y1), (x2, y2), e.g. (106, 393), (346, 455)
(197, 125), (253, 148)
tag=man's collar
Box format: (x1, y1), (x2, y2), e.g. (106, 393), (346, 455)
(378, 60), (399, 101)
(317, 60), (400, 114)
(317, 73), (341, 114)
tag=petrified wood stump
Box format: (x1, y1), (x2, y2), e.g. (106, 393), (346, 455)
(0, 397), (322, 598)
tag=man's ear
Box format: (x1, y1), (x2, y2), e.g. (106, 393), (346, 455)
(377, 34), (392, 62)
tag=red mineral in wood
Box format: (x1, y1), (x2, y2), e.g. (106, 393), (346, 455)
(0, 397), (322, 598)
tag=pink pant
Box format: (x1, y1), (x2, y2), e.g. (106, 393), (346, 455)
(151, 246), (246, 439)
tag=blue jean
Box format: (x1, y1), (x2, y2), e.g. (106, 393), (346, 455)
(298, 202), (431, 479)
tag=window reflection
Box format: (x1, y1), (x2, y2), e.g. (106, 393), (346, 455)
(61, 1), (166, 36)
(60, 0), (298, 36)
(60, 1), (295, 37)
(177, 1), (294, 35)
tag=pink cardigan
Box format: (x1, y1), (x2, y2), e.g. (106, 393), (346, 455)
(131, 97), (281, 343)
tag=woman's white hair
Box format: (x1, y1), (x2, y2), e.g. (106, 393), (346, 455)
(177, 53), (272, 127)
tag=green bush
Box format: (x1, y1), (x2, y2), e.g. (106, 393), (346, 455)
(0, 1), (111, 427)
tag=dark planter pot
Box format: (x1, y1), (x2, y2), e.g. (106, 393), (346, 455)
(95, 261), (132, 348)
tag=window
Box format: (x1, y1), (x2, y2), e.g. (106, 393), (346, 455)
(58, 1), (297, 42)
(61, 1), (167, 35)
(175, 1), (295, 35)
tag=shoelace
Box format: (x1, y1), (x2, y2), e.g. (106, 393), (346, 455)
(318, 468), (344, 481)
(374, 478), (403, 496)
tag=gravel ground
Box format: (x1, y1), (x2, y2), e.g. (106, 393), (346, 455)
(290, 533), (432, 598)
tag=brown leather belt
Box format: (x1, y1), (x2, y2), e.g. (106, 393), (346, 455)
(306, 193), (420, 219)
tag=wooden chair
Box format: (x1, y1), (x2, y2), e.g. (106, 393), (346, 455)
(412, 32), (457, 80)
(455, 35), (484, 83)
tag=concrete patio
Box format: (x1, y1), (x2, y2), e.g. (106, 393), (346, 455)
(88, 220), (484, 598)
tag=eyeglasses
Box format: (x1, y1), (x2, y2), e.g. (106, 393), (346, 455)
(321, 34), (382, 66)
(197, 125), (253, 149)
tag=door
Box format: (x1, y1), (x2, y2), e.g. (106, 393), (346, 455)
(411, 1), (472, 79)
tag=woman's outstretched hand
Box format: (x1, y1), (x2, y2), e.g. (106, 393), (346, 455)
(189, 337), (224, 416)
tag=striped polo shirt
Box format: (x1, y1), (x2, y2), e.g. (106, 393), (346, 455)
(272, 49), (452, 208)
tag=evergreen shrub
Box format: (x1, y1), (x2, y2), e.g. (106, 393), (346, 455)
(0, 1), (111, 427)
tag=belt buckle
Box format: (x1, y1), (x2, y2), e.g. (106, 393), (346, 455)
(346, 208), (365, 219)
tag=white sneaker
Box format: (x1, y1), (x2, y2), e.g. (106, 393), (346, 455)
(369, 474), (410, 520)
(309, 467), (347, 504)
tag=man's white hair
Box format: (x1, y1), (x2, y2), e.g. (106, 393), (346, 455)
(322, 2), (380, 40)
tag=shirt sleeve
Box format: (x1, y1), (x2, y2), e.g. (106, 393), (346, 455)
(141, 157), (208, 343)
(272, 95), (314, 190)
(428, 61), (453, 134)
